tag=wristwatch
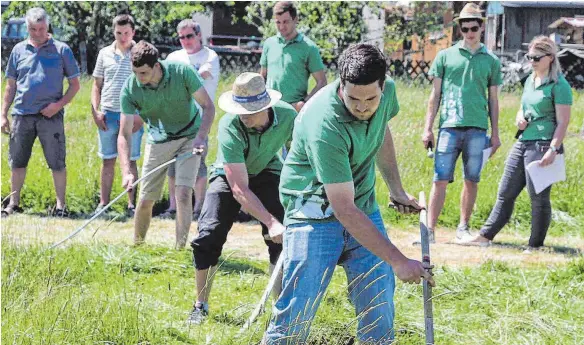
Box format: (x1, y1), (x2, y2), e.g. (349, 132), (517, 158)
(549, 145), (558, 153)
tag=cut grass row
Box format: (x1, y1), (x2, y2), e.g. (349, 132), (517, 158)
(2, 242), (583, 345)
(1, 75), (583, 233)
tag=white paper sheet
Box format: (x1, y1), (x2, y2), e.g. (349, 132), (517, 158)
(526, 154), (566, 194)
(481, 147), (492, 172)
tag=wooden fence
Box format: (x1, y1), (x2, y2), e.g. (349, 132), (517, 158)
(217, 52), (434, 83)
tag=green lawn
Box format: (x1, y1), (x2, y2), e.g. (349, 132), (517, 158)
(2, 243), (583, 345)
(2, 75), (584, 345)
(2, 75), (583, 232)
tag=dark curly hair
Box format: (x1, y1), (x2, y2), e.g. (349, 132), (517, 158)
(339, 43), (387, 88)
(274, 1), (297, 19)
(113, 14), (135, 30)
(131, 40), (159, 68)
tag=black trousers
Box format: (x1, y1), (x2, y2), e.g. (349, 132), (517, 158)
(191, 171), (284, 270)
(480, 141), (554, 247)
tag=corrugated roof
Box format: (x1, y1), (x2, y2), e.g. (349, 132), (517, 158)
(502, 1), (584, 9)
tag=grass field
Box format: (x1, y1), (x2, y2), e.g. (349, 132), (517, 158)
(2, 239), (583, 345)
(2, 75), (584, 344)
(1, 75), (583, 231)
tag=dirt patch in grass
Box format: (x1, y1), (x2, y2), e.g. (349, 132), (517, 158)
(2, 215), (582, 267)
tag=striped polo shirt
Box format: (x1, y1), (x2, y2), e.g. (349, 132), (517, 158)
(93, 41), (134, 112)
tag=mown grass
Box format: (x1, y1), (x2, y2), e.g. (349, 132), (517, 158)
(2, 242), (583, 345)
(1, 75), (583, 232)
(1, 74), (583, 344)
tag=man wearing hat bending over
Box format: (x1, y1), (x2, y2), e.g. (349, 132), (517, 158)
(263, 44), (434, 345)
(421, 2), (502, 243)
(187, 72), (297, 324)
(118, 40), (215, 249)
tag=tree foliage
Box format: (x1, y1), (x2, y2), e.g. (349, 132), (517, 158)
(385, 2), (450, 57)
(2, 1), (211, 72)
(243, 1), (383, 61)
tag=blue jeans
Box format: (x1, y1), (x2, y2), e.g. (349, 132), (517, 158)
(97, 111), (144, 160)
(434, 127), (488, 183)
(264, 211), (396, 344)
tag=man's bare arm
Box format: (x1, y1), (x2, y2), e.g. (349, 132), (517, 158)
(117, 114), (135, 176)
(1, 79), (16, 118)
(377, 125), (422, 210)
(305, 70), (327, 101)
(192, 87), (215, 141)
(1, 79), (17, 134)
(91, 77), (107, 131)
(488, 85), (501, 156)
(225, 163), (284, 242)
(421, 77), (442, 148)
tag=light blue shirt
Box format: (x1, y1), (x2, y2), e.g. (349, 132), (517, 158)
(5, 37), (80, 116)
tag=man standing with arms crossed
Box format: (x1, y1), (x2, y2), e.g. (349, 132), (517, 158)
(1, 7), (80, 217)
(422, 3), (502, 243)
(188, 72), (296, 324)
(161, 19), (220, 220)
(91, 14), (144, 218)
(260, 1), (327, 112)
(118, 41), (215, 249)
(263, 44), (434, 345)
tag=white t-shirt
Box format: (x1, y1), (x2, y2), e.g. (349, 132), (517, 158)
(167, 47), (220, 102)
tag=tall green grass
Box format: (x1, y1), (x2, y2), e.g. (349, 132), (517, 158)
(2, 242), (583, 345)
(1, 76), (583, 232)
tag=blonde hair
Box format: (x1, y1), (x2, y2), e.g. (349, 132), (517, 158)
(529, 35), (562, 83)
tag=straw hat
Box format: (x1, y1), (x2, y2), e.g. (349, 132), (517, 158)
(218, 73), (282, 115)
(454, 3), (485, 23)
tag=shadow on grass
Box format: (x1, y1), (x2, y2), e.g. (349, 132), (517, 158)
(490, 242), (582, 256)
(218, 259), (266, 275)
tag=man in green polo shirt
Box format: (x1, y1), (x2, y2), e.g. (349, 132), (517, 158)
(260, 1), (327, 112)
(421, 3), (502, 243)
(118, 40), (215, 249)
(187, 72), (297, 324)
(263, 44), (434, 345)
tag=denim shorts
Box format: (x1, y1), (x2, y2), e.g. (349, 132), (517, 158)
(264, 210), (396, 344)
(97, 110), (144, 161)
(434, 127), (488, 183)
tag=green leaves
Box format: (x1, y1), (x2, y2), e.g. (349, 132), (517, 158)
(243, 2), (383, 61)
(2, 2), (214, 72)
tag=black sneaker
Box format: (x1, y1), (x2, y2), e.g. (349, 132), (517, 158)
(52, 207), (70, 218)
(92, 205), (110, 219)
(126, 206), (136, 218)
(192, 209), (201, 221)
(186, 304), (208, 325)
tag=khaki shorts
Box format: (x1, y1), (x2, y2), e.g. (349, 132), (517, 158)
(167, 138), (208, 179)
(139, 137), (201, 201)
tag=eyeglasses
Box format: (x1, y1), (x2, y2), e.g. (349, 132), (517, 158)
(178, 33), (196, 40)
(461, 26), (480, 33)
(525, 54), (551, 62)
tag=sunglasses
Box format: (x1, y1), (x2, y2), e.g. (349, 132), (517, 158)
(525, 54), (551, 62)
(461, 26), (480, 33)
(178, 33), (196, 40)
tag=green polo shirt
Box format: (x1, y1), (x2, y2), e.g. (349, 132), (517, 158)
(280, 77), (399, 225)
(120, 60), (204, 144)
(210, 100), (297, 179)
(429, 41), (502, 130)
(520, 73), (572, 141)
(260, 33), (325, 104)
